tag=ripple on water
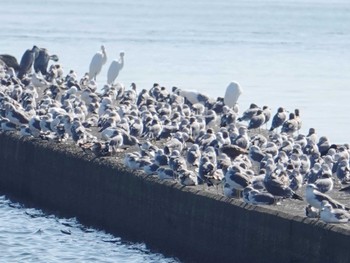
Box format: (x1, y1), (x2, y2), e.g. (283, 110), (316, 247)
(0, 195), (180, 263)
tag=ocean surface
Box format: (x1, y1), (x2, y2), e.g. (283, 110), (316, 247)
(0, 0), (349, 261)
(0, 195), (179, 262)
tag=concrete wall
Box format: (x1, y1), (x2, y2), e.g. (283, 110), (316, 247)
(0, 132), (349, 263)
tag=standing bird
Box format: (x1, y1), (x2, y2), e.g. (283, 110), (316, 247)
(269, 107), (287, 132)
(294, 109), (302, 132)
(18, 45), (40, 79)
(281, 113), (298, 135)
(224, 81), (242, 108)
(89, 45), (107, 81)
(34, 48), (59, 75)
(107, 51), (125, 85)
(248, 109), (265, 130)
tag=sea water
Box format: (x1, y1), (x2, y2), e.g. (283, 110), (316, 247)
(0, 195), (179, 262)
(0, 0), (349, 260)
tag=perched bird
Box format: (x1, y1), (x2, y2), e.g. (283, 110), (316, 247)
(269, 107), (287, 132)
(225, 165), (251, 195)
(320, 200), (350, 224)
(34, 48), (59, 75)
(156, 167), (176, 180)
(18, 45), (40, 79)
(281, 113), (298, 135)
(243, 186), (275, 205)
(0, 54), (20, 71)
(264, 172), (303, 200)
(262, 105), (271, 126)
(294, 108), (302, 131)
(89, 45), (107, 80)
(186, 144), (201, 167)
(248, 109), (265, 130)
(107, 51), (125, 85)
(223, 81), (242, 108)
(306, 184), (348, 210)
(178, 168), (198, 186)
(219, 144), (248, 161)
(314, 173), (333, 193)
(317, 136), (331, 156)
(238, 103), (259, 122)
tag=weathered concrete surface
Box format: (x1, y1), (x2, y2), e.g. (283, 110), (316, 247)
(0, 132), (350, 263)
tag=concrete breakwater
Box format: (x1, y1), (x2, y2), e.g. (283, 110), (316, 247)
(0, 132), (349, 263)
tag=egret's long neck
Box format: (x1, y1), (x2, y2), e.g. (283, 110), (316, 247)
(119, 55), (124, 66)
(102, 50), (107, 65)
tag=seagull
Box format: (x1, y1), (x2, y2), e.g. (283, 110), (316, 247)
(314, 173), (334, 193)
(269, 107), (287, 132)
(320, 200), (350, 224)
(305, 184), (348, 210)
(178, 168), (198, 186)
(248, 109), (265, 130)
(264, 172), (303, 200)
(237, 103), (259, 122)
(281, 113), (298, 135)
(107, 51), (125, 85)
(294, 108), (302, 131)
(89, 45), (107, 81)
(156, 167), (176, 180)
(186, 144), (201, 167)
(243, 186), (275, 205)
(225, 165), (251, 193)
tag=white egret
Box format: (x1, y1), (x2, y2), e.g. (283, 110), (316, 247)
(107, 51), (125, 85)
(224, 81), (243, 108)
(89, 45), (107, 81)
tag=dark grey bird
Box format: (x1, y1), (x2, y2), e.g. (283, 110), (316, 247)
(248, 109), (265, 130)
(232, 126), (249, 150)
(18, 45), (40, 79)
(154, 149), (169, 166)
(0, 54), (20, 71)
(249, 145), (265, 163)
(237, 103), (259, 122)
(225, 165), (251, 193)
(0, 117), (17, 131)
(264, 172), (303, 200)
(220, 144), (248, 160)
(269, 107), (287, 132)
(34, 48), (59, 75)
(186, 144), (201, 167)
(317, 136), (331, 156)
(198, 156), (216, 185)
(143, 163), (159, 176)
(157, 167), (176, 180)
(281, 113), (298, 134)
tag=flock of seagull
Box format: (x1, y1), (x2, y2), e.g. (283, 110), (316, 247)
(1, 45), (350, 224)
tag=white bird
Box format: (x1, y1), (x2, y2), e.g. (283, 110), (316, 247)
(224, 81), (243, 108)
(107, 51), (125, 85)
(320, 201), (350, 224)
(89, 45), (107, 81)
